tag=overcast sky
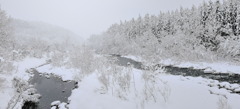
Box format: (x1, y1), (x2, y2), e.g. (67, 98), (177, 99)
(0, 0), (211, 39)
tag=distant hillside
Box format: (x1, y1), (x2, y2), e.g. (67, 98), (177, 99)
(10, 19), (83, 45)
(89, 0), (240, 62)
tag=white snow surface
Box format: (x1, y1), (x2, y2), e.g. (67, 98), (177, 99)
(0, 76), (15, 109)
(1, 56), (240, 109)
(68, 69), (240, 109)
(59, 102), (67, 109)
(13, 57), (47, 80)
(51, 100), (61, 106)
(51, 101), (67, 109)
(36, 64), (79, 81)
(122, 55), (143, 62)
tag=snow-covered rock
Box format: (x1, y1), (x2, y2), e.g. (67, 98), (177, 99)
(0, 57), (4, 62)
(59, 102), (67, 109)
(45, 74), (50, 79)
(22, 88), (41, 103)
(230, 84), (240, 89)
(51, 106), (57, 109)
(234, 88), (240, 93)
(122, 55), (143, 62)
(51, 100), (61, 106)
(204, 68), (214, 73)
(208, 83), (218, 87)
(219, 82), (230, 89)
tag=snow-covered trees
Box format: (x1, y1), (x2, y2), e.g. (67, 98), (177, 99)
(69, 45), (95, 75)
(217, 96), (232, 109)
(0, 8), (12, 51)
(89, 0), (240, 62)
(0, 8), (14, 74)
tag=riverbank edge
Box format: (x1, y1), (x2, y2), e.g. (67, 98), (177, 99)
(121, 55), (240, 74)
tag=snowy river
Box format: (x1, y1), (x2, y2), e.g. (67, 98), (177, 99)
(22, 69), (77, 109)
(113, 55), (240, 84)
(22, 55), (240, 109)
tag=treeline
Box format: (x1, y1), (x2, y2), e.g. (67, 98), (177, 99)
(90, 0), (240, 62)
(0, 8), (91, 75)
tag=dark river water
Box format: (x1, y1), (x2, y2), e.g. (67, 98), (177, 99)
(113, 55), (240, 84)
(22, 69), (76, 109)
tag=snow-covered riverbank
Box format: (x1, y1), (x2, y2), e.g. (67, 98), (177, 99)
(36, 64), (79, 81)
(122, 55), (240, 74)
(1, 56), (240, 109)
(160, 59), (240, 74)
(0, 57), (46, 109)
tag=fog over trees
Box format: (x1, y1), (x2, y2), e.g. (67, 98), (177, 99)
(1, 0), (240, 109)
(89, 0), (240, 63)
(0, 8), (85, 74)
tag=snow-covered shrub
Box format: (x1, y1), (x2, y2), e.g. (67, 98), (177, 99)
(0, 61), (14, 74)
(0, 77), (4, 88)
(12, 77), (30, 93)
(142, 70), (158, 102)
(29, 38), (49, 58)
(93, 56), (172, 105)
(114, 67), (131, 95)
(159, 80), (171, 102)
(7, 77), (41, 109)
(95, 57), (125, 96)
(94, 57), (136, 99)
(69, 45), (95, 75)
(21, 88), (41, 103)
(98, 72), (110, 92)
(51, 50), (66, 67)
(159, 34), (205, 61)
(217, 37), (240, 60)
(142, 65), (171, 103)
(217, 96), (232, 109)
(95, 57), (112, 92)
(99, 66), (133, 100)
(135, 30), (160, 59)
(12, 37), (50, 60)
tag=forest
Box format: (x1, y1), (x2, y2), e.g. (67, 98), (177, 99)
(89, 0), (240, 63)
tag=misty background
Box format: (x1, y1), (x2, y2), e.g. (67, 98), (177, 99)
(0, 0), (209, 40)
